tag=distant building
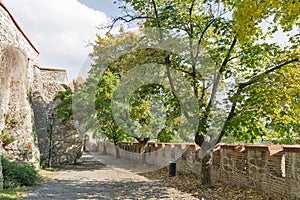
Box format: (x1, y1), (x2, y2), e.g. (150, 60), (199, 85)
(69, 76), (85, 91)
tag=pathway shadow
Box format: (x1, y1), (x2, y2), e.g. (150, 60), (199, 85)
(60, 154), (108, 171)
(91, 153), (162, 174)
(21, 179), (173, 200)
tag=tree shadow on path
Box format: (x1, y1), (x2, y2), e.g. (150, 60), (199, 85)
(21, 179), (174, 200)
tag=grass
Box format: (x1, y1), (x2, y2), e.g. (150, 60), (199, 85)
(0, 187), (30, 200)
(0, 168), (58, 200)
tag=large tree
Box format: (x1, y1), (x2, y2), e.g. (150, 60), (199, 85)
(86, 29), (196, 158)
(107, 0), (299, 186)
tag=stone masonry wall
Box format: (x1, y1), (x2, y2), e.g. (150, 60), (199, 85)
(95, 141), (300, 199)
(0, 2), (40, 167)
(0, 1), (40, 189)
(32, 67), (68, 165)
(0, 1), (80, 189)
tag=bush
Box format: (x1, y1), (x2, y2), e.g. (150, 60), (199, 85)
(1, 157), (40, 189)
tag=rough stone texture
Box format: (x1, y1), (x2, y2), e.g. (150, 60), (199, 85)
(50, 121), (83, 166)
(33, 67), (83, 167)
(39, 68), (67, 104)
(95, 142), (300, 199)
(31, 67), (69, 166)
(0, 2), (40, 167)
(0, 2), (38, 189)
(0, 2), (81, 187)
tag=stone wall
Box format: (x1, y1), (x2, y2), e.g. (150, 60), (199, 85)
(39, 68), (68, 103)
(0, 1), (40, 189)
(31, 66), (84, 167)
(0, 2), (40, 167)
(95, 141), (300, 199)
(51, 123), (83, 166)
(31, 67), (68, 165)
(0, 1), (81, 188)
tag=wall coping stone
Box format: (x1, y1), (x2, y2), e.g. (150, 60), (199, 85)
(38, 67), (67, 72)
(118, 142), (300, 154)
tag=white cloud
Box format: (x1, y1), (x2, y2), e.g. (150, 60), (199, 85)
(2, 0), (111, 81)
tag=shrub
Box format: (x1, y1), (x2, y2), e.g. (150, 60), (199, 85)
(0, 129), (15, 148)
(1, 157), (40, 189)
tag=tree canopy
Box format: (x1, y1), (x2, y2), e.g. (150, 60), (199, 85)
(52, 0), (299, 187)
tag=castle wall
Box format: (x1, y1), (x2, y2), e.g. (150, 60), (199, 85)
(0, 1), (71, 189)
(31, 67), (68, 166)
(0, 2), (40, 168)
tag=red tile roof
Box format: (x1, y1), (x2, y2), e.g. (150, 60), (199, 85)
(69, 76), (85, 91)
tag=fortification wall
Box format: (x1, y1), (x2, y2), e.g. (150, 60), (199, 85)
(0, 2), (40, 168)
(95, 142), (300, 199)
(0, 1), (74, 189)
(0, 2), (40, 189)
(31, 67), (68, 165)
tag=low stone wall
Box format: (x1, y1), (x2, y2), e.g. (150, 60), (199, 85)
(94, 141), (300, 199)
(51, 124), (82, 166)
(215, 145), (300, 199)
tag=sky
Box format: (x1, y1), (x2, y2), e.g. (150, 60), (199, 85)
(2, 0), (122, 82)
(2, 1), (295, 82)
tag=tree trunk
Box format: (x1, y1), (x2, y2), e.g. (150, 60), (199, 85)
(102, 140), (107, 155)
(201, 152), (212, 188)
(195, 132), (213, 187)
(115, 143), (120, 158)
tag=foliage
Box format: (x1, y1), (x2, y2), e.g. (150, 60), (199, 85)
(109, 0), (299, 186)
(129, 84), (182, 142)
(223, 0), (300, 43)
(93, 70), (131, 144)
(225, 64), (300, 144)
(115, 0), (299, 145)
(0, 167), (57, 200)
(88, 29), (189, 143)
(53, 84), (73, 124)
(86, 30), (139, 143)
(1, 129), (15, 148)
(1, 157), (40, 189)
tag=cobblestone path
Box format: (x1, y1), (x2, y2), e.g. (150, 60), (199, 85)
(21, 153), (198, 200)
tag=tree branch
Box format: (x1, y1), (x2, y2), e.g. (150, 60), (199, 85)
(104, 15), (154, 32)
(216, 58), (299, 144)
(205, 36), (237, 116)
(239, 58), (300, 89)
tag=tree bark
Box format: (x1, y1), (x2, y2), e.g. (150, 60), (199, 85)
(102, 139), (107, 155)
(115, 143), (120, 159)
(201, 152), (212, 188)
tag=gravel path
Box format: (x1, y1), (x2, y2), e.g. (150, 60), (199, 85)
(20, 153), (198, 200)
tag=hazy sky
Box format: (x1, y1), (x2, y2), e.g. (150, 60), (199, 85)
(2, 1), (294, 82)
(2, 0), (122, 82)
